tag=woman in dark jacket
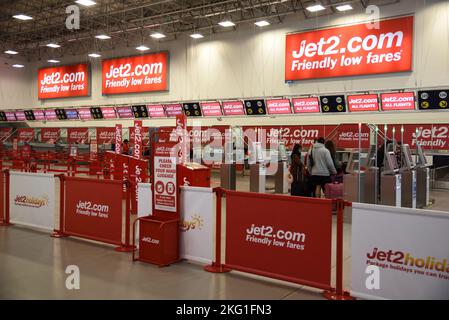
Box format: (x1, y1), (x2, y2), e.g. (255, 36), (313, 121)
(290, 154), (308, 197)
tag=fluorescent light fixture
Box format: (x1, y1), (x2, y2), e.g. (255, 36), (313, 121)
(4, 50), (18, 55)
(75, 0), (97, 6)
(95, 34), (111, 40)
(190, 33), (204, 39)
(88, 53), (101, 58)
(46, 43), (61, 48)
(255, 20), (270, 27)
(336, 4), (353, 11)
(150, 32), (166, 39)
(12, 64), (24, 68)
(219, 20), (235, 27)
(13, 14), (33, 21)
(306, 4), (326, 12)
(48, 59), (60, 63)
(136, 45), (150, 51)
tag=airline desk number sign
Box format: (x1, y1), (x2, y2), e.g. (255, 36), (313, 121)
(285, 16), (414, 81)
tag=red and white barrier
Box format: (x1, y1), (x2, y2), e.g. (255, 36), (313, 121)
(351, 203), (449, 300)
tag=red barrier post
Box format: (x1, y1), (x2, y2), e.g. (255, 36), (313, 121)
(204, 187), (230, 273)
(115, 180), (135, 252)
(51, 174), (68, 238)
(0, 170), (12, 226)
(323, 199), (354, 300)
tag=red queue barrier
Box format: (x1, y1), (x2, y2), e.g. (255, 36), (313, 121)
(205, 188), (353, 300)
(51, 176), (134, 252)
(0, 170), (11, 226)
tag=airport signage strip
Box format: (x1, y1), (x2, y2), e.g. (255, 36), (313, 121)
(2, 89), (448, 122)
(285, 16), (414, 81)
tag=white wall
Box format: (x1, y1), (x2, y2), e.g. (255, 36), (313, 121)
(3, 0), (449, 128)
(0, 57), (32, 109)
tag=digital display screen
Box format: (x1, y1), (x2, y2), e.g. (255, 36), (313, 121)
(418, 90), (449, 110)
(90, 107), (104, 119)
(116, 106), (133, 119)
(244, 99), (266, 115)
(183, 102), (202, 117)
(292, 97), (320, 113)
(5, 112), (16, 121)
(101, 107), (117, 119)
(132, 105), (148, 118)
(222, 101), (245, 116)
(320, 95), (347, 113)
(24, 110), (36, 121)
(78, 108), (92, 120)
(200, 102), (222, 117)
(164, 104), (183, 117)
(55, 109), (68, 120)
(381, 92), (415, 111)
(33, 110), (46, 121)
(347, 94), (379, 112)
(147, 105), (165, 118)
(65, 109), (79, 120)
(15, 111), (26, 121)
(0, 112), (7, 121)
(266, 99), (292, 115)
(44, 109), (57, 121)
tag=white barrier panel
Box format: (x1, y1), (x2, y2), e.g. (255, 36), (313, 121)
(351, 203), (449, 300)
(180, 186), (215, 264)
(10, 171), (56, 231)
(137, 183), (152, 218)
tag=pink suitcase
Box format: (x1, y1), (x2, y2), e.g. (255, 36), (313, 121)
(325, 182), (343, 199)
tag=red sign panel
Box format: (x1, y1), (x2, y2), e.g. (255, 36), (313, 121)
(333, 124), (371, 149)
(38, 63), (89, 99)
(348, 94), (379, 112)
(381, 92), (415, 111)
(164, 104), (183, 117)
(17, 128), (34, 142)
(0, 128), (12, 141)
(130, 126), (149, 145)
(292, 97), (320, 113)
(147, 105), (166, 118)
(64, 178), (123, 245)
(41, 128), (60, 143)
(222, 101), (245, 116)
(285, 16), (414, 80)
(96, 127), (115, 144)
(68, 128), (89, 144)
(201, 102), (223, 117)
(226, 191), (333, 286)
(115, 124), (122, 155)
(266, 99), (292, 115)
(102, 52), (168, 95)
(133, 121), (143, 159)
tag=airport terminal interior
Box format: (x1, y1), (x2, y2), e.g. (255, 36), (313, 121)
(0, 0), (449, 302)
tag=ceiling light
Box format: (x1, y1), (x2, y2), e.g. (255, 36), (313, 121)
(150, 32), (166, 39)
(190, 33), (204, 39)
(136, 45), (150, 51)
(75, 0), (97, 6)
(219, 20), (235, 27)
(13, 14), (33, 21)
(4, 50), (18, 55)
(306, 4), (326, 12)
(95, 34), (111, 40)
(12, 64), (24, 68)
(47, 43), (61, 48)
(255, 20), (270, 27)
(48, 59), (60, 63)
(336, 4), (353, 12)
(88, 53), (101, 58)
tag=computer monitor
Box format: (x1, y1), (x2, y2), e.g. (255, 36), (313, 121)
(416, 144), (428, 166)
(278, 143), (287, 161)
(364, 145), (377, 167)
(402, 144), (415, 169)
(385, 152), (399, 173)
(347, 152), (360, 173)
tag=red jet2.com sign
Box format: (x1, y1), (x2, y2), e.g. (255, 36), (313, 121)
(285, 16), (414, 80)
(102, 52), (168, 95)
(38, 64), (89, 99)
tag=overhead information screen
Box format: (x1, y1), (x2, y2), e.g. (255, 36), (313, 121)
(5, 112), (16, 121)
(381, 92), (415, 111)
(320, 95), (347, 113)
(55, 109), (68, 120)
(15, 111), (26, 121)
(116, 106), (133, 119)
(44, 109), (57, 121)
(266, 99), (292, 115)
(164, 104), (183, 117)
(33, 110), (46, 121)
(90, 107), (104, 119)
(222, 101), (245, 116)
(132, 105), (148, 118)
(147, 105), (166, 118)
(24, 110), (35, 121)
(0, 112), (6, 121)
(101, 107), (117, 119)
(244, 99), (267, 115)
(418, 90), (449, 110)
(347, 94), (379, 112)
(183, 102), (202, 117)
(292, 97), (320, 113)
(78, 108), (92, 120)
(65, 109), (79, 120)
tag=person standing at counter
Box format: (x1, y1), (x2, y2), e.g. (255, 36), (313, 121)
(307, 137), (337, 198)
(122, 139), (131, 155)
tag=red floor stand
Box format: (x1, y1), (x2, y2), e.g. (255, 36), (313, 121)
(51, 174), (69, 238)
(115, 180), (135, 252)
(204, 188), (230, 273)
(323, 200), (355, 301)
(0, 170), (12, 227)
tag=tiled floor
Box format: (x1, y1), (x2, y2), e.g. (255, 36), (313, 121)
(0, 172), (448, 300)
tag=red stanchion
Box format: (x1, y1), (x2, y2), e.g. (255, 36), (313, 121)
(51, 174), (68, 238)
(204, 187), (231, 273)
(0, 170), (12, 226)
(115, 180), (135, 252)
